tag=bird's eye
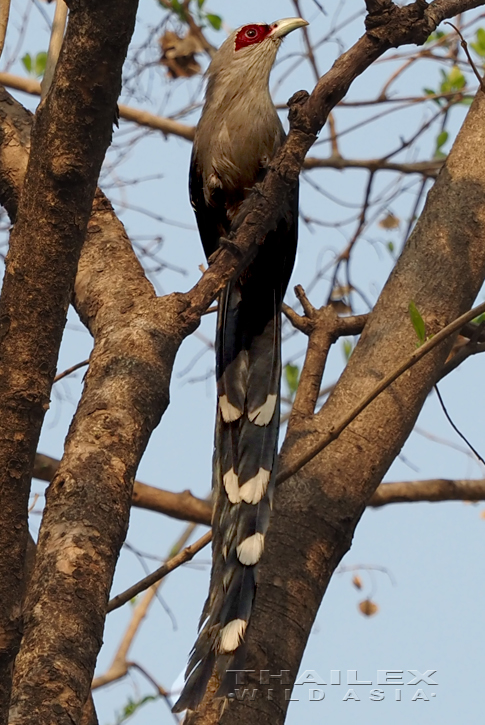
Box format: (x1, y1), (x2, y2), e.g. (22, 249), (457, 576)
(234, 24), (270, 51)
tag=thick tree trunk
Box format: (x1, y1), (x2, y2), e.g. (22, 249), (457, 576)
(0, 1), (139, 722)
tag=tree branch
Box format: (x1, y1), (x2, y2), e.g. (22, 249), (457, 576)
(106, 531), (212, 614)
(0, 0), (10, 61)
(0, 72), (449, 173)
(0, 72), (196, 141)
(94, 523), (202, 696)
(369, 478), (485, 506)
(33, 452), (213, 526)
(284, 288), (368, 422)
(304, 155), (444, 176)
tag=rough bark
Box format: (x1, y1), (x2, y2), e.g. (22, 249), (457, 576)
(0, 0), (139, 722)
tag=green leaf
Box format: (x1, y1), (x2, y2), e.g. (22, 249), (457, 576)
(22, 51), (48, 78)
(342, 339), (353, 361)
(114, 695), (158, 725)
(197, 0), (205, 6)
(439, 65), (466, 95)
(169, 0), (184, 19)
(206, 13), (222, 30)
(423, 87), (444, 107)
(34, 51), (47, 77)
(473, 311), (485, 325)
(448, 65), (466, 89)
(387, 241), (395, 254)
(21, 53), (32, 74)
(409, 301), (426, 344)
(471, 27), (485, 57)
(284, 363), (300, 397)
(426, 30), (446, 44)
(436, 130), (448, 150)
(434, 130), (449, 158)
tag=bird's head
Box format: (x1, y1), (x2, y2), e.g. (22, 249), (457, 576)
(207, 18), (308, 88)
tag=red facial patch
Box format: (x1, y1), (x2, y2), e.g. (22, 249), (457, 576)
(234, 24), (272, 51)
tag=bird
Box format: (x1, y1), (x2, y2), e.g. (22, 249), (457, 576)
(173, 17), (307, 713)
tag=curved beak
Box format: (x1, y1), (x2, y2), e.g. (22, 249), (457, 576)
(270, 17), (309, 39)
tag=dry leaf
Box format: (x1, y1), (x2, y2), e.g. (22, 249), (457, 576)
(359, 599), (379, 617)
(379, 212), (400, 230)
(329, 284), (352, 314)
(159, 29), (203, 79)
(352, 574), (362, 590)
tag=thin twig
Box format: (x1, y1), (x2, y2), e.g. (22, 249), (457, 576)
(53, 359), (89, 383)
(446, 21), (485, 92)
(107, 530), (212, 613)
(127, 662), (180, 724)
(434, 384), (485, 464)
(41, 0), (68, 99)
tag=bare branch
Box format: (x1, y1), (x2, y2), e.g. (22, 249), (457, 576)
(0, 72), (196, 141)
(53, 359), (89, 383)
(304, 155), (444, 176)
(106, 531), (212, 614)
(94, 524), (206, 696)
(41, 0), (68, 99)
(33, 452), (213, 525)
(283, 289), (368, 422)
(369, 479), (485, 506)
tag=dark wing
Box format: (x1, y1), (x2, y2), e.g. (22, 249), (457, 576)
(189, 150), (229, 259)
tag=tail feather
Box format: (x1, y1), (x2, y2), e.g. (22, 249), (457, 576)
(173, 216), (297, 712)
(172, 651), (216, 714)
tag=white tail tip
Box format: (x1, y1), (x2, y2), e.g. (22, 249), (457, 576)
(219, 618), (247, 653)
(237, 533), (265, 565)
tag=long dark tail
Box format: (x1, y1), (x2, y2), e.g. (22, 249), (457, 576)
(173, 282), (282, 712)
(173, 194), (298, 714)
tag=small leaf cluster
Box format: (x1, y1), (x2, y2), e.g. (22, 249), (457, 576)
(21, 52), (47, 78)
(284, 363), (300, 398)
(424, 64), (469, 110)
(408, 301), (427, 346)
(342, 339), (354, 362)
(110, 695), (158, 725)
(161, 0), (222, 31)
(470, 28), (485, 58)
